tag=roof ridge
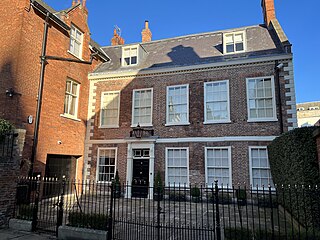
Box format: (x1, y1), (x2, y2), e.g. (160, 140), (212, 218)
(101, 24), (262, 49)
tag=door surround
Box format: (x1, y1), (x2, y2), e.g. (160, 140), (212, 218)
(126, 142), (155, 199)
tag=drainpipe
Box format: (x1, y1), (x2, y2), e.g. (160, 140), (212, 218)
(275, 61), (284, 134)
(28, 12), (50, 178)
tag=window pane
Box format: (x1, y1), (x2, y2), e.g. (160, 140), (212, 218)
(101, 92), (120, 126)
(167, 86), (188, 124)
(167, 149), (188, 186)
(206, 148), (230, 186)
(133, 89), (152, 125)
(251, 148), (273, 188)
(98, 149), (116, 182)
(64, 79), (79, 116)
(226, 44), (234, 53)
(205, 82), (229, 121)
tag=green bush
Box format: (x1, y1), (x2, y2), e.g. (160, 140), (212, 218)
(236, 189), (247, 206)
(268, 126), (320, 228)
(0, 118), (13, 134)
(68, 212), (108, 230)
(168, 191), (187, 202)
(17, 204), (33, 220)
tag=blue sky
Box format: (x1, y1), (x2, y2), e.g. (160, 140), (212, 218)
(44, 0), (319, 103)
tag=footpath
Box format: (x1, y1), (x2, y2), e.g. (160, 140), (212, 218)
(0, 226), (55, 240)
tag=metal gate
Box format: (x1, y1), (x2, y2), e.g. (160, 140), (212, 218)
(110, 185), (221, 240)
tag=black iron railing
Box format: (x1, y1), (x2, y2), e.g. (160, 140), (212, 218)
(14, 178), (320, 239)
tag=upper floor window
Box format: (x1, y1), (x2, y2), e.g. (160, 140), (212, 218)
(64, 79), (79, 118)
(297, 107), (305, 111)
(166, 84), (189, 125)
(122, 47), (138, 66)
(132, 88), (153, 126)
(204, 80), (230, 123)
(100, 91), (120, 128)
(69, 25), (83, 58)
(223, 31), (246, 54)
(247, 76), (277, 122)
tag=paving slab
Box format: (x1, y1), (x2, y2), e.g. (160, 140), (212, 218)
(0, 226), (56, 240)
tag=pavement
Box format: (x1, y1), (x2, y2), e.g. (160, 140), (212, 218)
(0, 226), (56, 240)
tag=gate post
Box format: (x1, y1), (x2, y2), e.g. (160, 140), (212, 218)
(32, 175), (41, 231)
(56, 176), (66, 236)
(107, 183), (114, 240)
(214, 180), (221, 240)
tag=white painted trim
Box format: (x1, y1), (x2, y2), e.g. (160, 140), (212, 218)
(204, 80), (231, 123)
(63, 78), (80, 119)
(60, 114), (81, 122)
(69, 24), (84, 59)
(96, 147), (118, 183)
(100, 91), (121, 128)
(165, 147), (189, 187)
(125, 142), (155, 199)
(246, 76), (278, 122)
(166, 84), (189, 125)
(122, 45), (139, 67)
(156, 136), (277, 143)
(88, 54), (293, 80)
(85, 136), (277, 145)
(223, 30), (247, 55)
(205, 147), (232, 187)
(131, 88), (153, 127)
(248, 146), (274, 189)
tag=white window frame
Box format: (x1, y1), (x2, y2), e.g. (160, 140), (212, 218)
(96, 147), (117, 183)
(204, 80), (231, 124)
(100, 91), (120, 128)
(223, 31), (246, 54)
(165, 147), (189, 187)
(122, 45), (139, 67)
(249, 146), (274, 189)
(246, 76), (277, 122)
(62, 78), (80, 119)
(205, 147), (232, 187)
(69, 24), (83, 59)
(131, 88), (153, 127)
(166, 84), (190, 126)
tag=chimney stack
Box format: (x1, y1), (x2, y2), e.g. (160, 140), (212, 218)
(261, 0), (276, 27)
(111, 28), (125, 46)
(141, 20), (152, 42)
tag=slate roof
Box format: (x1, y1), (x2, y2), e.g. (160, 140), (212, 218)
(92, 25), (287, 75)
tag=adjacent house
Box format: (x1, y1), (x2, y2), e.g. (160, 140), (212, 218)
(297, 101), (320, 127)
(85, 0), (297, 198)
(0, 0), (107, 180)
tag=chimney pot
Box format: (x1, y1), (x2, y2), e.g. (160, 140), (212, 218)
(141, 20), (152, 43)
(111, 28), (125, 46)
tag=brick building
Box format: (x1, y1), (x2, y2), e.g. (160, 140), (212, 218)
(84, 0), (297, 198)
(0, 0), (107, 180)
(297, 101), (320, 127)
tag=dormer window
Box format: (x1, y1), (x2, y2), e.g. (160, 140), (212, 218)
(122, 47), (138, 66)
(223, 31), (246, 54)
(297, 107), (305, 111)
(309, 106), (319, 110)
(69, 24), (83, 58)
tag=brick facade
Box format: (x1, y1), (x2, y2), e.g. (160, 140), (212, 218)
(0, 0), (103, 180)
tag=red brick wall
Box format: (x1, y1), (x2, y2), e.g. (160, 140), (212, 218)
(0, 1), (102, 180)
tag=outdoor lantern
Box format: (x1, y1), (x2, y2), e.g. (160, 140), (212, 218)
(132, 123), (143, 138)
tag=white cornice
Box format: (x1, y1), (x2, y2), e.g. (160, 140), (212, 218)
(86, 136), (277, 144)
(88, 54), (292, 81)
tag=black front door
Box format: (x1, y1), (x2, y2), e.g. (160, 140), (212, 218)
(132, 159), (149, 198)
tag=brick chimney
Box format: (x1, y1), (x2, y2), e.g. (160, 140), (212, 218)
(141, 20), (152, 42)
(111, 29), (125, 46)
(261, 0), (276, 27)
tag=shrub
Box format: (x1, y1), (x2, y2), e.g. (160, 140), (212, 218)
(0, 118), (14, 134)
(190, 186), (201, 202)
(268, 126), (320, 228)
(168, 191), (187, 202)
(68, 212), (108, 230)
(236, 189), (247, 206)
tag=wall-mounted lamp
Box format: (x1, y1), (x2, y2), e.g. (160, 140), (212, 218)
(6, 88), (21, 97)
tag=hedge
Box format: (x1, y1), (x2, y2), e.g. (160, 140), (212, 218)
(268, 126), (320, 229)
(68, 212), (108, 230)
(0, 118), (13, 135)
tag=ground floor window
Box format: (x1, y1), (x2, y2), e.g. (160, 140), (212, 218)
(165, 148), (189, 186)
(249, 147), (274, 188)
(97, 148), (117, 182)
(205, 147), (231, 186)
